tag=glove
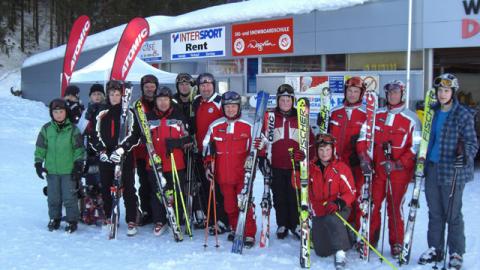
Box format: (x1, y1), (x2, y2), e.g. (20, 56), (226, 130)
(99, 151), (109, 163)
(165, 138), (183, 153)
(204, 160), (214, 182)
(380, 160), (403, 174)
(293, 149), (306, 162)
(110, 147), (124, 163)
(71, 161), (84, 181)
(35, 162), (48, 179)
(253, 135), (268, 150)
(454, 154), (465, 169)
(325, 198), (346, 214)
(359, 152), (373, 175)
(258, 157), (271, 177)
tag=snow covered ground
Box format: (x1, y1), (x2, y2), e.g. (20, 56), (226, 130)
(0, 71), (479, 270)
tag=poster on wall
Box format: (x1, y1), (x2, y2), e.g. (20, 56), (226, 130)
(299, 76), (329, 95)
(232, 18), (294, 56)
(139, 40), (162, 63)
(170, 26), (225, 60)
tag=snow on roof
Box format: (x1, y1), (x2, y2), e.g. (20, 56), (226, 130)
(22, 0), (372, 68)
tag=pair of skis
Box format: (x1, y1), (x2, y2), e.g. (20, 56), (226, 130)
(231, 91), (270, 254)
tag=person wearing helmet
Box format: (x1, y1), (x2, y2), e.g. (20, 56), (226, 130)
(202, 91), (256, 247)
(34, 98), (85, 233)
(328, 76), (367, 231)
(418, 74), (478, 269)
(92, 80), (141, 236)
(134, 74), (160, 226)
(146, 86), (193, 235)
(254, 83), (315, 240)
(309, 133), (356, 269)
(191, 72), (230, 233)
(357, 79), (420, 258)
(173, 73), (196, 131)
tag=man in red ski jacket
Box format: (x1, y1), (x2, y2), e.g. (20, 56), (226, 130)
(192, 73), (229, 233)
(357, 80), (420, 257)
(147, 87), (192, 236)
(255, 84), (315, 240)
(329, 76), (366, 230)
(203, 91), (256, 248)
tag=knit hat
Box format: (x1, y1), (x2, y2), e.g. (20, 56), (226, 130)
(89, 83), (105, 96)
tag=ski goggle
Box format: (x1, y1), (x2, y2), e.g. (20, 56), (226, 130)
(277, 84), (295, 96)
(141, 75), (158, 85)
(176, 74), (193, 84)
(222, 91), (241, 105)
(433, 76), (458, 89)
(315, 134), (335, 146)
(198, 77), (214, 85)
(384, 82), (404, 92)
(345, 77), (365, 89)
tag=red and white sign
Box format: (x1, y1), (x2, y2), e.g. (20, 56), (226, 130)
(232, 18), (293, 56)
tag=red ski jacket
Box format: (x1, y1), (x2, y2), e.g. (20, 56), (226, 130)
(203, 117), (252, 185)
(329, 104), (366, 166)
(357, 104), (420, 184)
(308, 159), (356, 217)
(192, 93), (223, 153)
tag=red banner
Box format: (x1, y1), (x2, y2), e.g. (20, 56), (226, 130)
(110, 17), (150, 81)
(232, 18), (293, 56)
(61, 15), (90, 96)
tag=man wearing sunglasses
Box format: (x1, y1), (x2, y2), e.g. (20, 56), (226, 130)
(357, 80), (420, 258)
(418, 74), (478, 270)
(255, 83), (315, 240)
(328, 76), (367, 231)
(192, 73), (230, 234)
(173, 73), (196, 132)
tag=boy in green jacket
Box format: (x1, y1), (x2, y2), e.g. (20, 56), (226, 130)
(34, 98), (85, 233)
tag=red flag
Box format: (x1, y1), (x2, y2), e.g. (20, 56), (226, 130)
(110, 17), (150, 81)
(61, 15), (91, 96)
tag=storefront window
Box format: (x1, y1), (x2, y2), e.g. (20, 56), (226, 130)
(326, 54), (346, 71)
(207, 59), (244, 75)
(346, 51), (423, 71)
(262, 55), (322, 73)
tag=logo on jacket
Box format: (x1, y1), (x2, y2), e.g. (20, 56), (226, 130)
(208, 108), (214, 113)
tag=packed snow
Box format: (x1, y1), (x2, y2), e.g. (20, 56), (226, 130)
(22, 0), (372, 68)
(0, 70), (479, 270)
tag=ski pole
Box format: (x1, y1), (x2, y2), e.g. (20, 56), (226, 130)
(211, 156), (219, 248)
(170, 153), (193, 238)
(288, 147), (302, 224)
(440, 169), (458, 270)
(203, 171), (214, 248)
(333, 209), (398, 270)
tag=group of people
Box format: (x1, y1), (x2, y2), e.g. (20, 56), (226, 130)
(33, 72), (477, 270)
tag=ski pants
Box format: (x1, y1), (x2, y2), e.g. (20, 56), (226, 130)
(347, 166), (364, 231)
(370, 174), (408, 247)
(271, 168), (299, 231)
(149, 170), (187, 225)
(136, 158), (153, 218)
(312, 208), (352, 257)
(99, 155), (138, 223)
(46, 174), (79, 223)
(425, 162), (465, 255)
(219, 182), (256, 238)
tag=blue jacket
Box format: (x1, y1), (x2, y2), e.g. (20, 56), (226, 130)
(428, 99), (478, 185)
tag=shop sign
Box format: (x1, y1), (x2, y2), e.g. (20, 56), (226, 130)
(462, 0), (480, 39)
(139, 40), (162, 63)
(232, 18), (293, 56)
(170, 26), (225, 60)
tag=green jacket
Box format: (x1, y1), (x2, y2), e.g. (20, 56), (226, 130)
(34, 119), (85, 174)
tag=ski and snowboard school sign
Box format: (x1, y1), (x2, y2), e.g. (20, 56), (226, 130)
(232, 18), (293, 56)
(170, 26), (226, 60)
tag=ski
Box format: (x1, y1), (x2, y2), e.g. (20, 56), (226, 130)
(231, 91), (270, 254)
(398, 88), (436, 265)
(358, 89), (378, 260)
(133, 100), (183, 242)
(109, 83), (133, 240)
(297, 97), (311, 268)
(259, 111), (275, 248)
(318, 87), (332, 134)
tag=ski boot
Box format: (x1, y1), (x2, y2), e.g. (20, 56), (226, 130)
(334, 250), (346, 270)
(244, 237), (255, 249)
(127, 222), (138, 237)
(47, 219), (61, 231)
(65, 221), (78, 233)
(418, 247), (443, 265)
(227, 231), (235, 242)
(153, 222), (167, 236)
(276, 226), (288, 239)
(448, 253), (463, 270)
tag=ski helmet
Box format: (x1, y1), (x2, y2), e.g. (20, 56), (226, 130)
(221, 91), (242, 120)
(433, 73), (459, 94)
(176, 73), (195, 88)
(196, 73), (216, 91)
(49, 98), (68, 120)
(344, 77), (366, 103)
(64, 85), (80, 98)
(276, 83), (295, 106)
(155, 86), (173, 100)
(140, 74), (159, 95)
(384, 80), (406, 101)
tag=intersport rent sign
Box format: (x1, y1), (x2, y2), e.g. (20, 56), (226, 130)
(170, 26), (225, 60)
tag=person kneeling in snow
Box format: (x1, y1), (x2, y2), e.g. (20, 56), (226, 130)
(34, 98), (85, 233)
(309, 133), (356, 269)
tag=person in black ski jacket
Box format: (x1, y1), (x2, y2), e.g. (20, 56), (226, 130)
(64, 85), (85, 125)
(91, 80), (141, 236)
